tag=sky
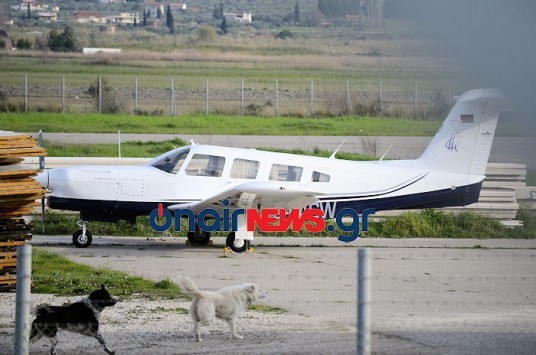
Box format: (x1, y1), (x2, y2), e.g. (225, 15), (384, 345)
(413, 0), (536, 167)
(415, 0), (536, 117)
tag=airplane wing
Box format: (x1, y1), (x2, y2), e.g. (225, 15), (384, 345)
(167, 181), (321, 214)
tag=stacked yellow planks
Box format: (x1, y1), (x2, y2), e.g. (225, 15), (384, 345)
(0, 131), (46, 291)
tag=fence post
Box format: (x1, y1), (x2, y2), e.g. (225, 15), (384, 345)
(98, 76), (102, 114)
(378, 80), (382, 114)
(413, 81), (417, 118)
(14, 244), (32, 355)
(241, 79), (244, 116)
(346, 80), (352, 114)
(61, 75), (65, 113)
(357, 248), (372, 355)
(170, 78), (175, 116)
(24, 75), (28, 112)
(275, 79), (279, 117)
(134, 77), (138, 115)
(310, 79), (314, 116)
(205, 79), (209, 115)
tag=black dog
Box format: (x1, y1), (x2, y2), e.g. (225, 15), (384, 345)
(29, 284), (117, 355)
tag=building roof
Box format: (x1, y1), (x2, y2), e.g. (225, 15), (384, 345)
(74, 11), (105, 18)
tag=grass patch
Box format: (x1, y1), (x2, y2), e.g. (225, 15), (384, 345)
(44, 138), (187, 158)
(247, 304), (288, 314)
(366, 209), (536, 239)
(32, 248), (187, 299)
(36, 208), (536, 239)
(1, 112), (441, 136)
(36, 212), (165, 237)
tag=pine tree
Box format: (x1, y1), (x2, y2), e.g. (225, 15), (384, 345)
(166, 5), (175, 34)
(294, 1), (301, 24)
(221, 16), (228, 34)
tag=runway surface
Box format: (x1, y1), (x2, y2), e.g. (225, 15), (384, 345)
(31, 236), (536, 354)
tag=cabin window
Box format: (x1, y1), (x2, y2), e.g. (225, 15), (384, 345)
(312, 171), (330, 182)
(151, 148), (189, 174)
(230, 159), (259, 179)
(269, 164), (303, 182)
(185, 154), (226, 177)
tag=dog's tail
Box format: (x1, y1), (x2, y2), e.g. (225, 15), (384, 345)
(177, 276), (204, 299)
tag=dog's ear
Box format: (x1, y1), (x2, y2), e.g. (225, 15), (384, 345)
(101, 284), (106, 290)
(247, 284), (256, 293)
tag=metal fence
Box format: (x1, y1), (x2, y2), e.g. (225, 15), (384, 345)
(1, 75), (458, 118)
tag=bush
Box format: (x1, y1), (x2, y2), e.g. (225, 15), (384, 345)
(87, 77), (126, 114)
(276, 29), (294, 39)
(16, 38), (32, 50)
(0, 91), (24, 112)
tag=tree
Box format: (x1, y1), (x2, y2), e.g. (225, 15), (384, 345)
(16, 38), (32, 50)
(221, 16), (228, 34)
(166, 5), (175, 34)
(143, 10), (147, 27)
(294, 1), (301, 24)
(47, 26), (79, 52)
(213, 2), (224, 20)
(317, 0), (359, 18)
(196, 26), (216, 43)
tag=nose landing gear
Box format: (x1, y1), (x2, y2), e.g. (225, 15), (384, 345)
(73, 220), (92, 248)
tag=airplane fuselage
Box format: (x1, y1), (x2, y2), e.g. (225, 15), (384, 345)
(40, 144), (483, 222)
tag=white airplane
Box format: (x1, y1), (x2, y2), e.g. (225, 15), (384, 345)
(36, 88), (508, 252)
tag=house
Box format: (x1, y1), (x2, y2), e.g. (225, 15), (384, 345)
(168, 2), (187, 14)
(0, 17), (14, 26)
(345, 15), (361, 25)
(18, 0), (49, 12)
(144, 2), (164, 18)
(74, 11), (106, 24)
(36, 12), (57, 22)
(113, 12), (139, 25)
(223, 11), (252, 24)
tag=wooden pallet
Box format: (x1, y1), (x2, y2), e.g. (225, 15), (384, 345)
(0, 131), (46, 291)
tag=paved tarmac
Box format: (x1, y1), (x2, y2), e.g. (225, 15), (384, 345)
(31, 236), (536, 354)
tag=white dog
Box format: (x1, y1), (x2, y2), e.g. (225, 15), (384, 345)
(178, 276), (265, 342)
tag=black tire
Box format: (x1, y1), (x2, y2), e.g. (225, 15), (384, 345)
(186, 228), (211, 245)
(73, 229), (92, 248)
(226, 232), (250, 253)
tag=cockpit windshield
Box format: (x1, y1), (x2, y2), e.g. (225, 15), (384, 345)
(150, 147), (190, 174)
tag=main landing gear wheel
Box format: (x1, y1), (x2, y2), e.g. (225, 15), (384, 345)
(225, 232), (251, 253)
(73, 229), (92, 248)
(187, 226), (211, 245)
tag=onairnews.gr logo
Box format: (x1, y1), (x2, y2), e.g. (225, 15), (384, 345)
(149, 200), (375, 243)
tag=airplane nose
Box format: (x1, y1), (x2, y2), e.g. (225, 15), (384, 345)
(35, 170), (49, 190)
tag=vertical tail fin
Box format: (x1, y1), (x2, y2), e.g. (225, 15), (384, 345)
(419, 88), (509, 175)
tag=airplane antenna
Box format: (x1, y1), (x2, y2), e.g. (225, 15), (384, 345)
(379, 144), (392, 162)
(189, 139), (198, 146)
(329, 140), (346, 159)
